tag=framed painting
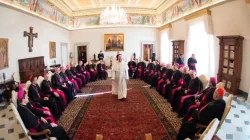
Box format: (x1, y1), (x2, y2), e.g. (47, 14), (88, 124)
(49, 41), (56, 59)
(0, 39), (9, 70)
(104, 34), (124, 51)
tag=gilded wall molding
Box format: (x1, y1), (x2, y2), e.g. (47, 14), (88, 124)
(184, 9), (211, 21)
(245, 0), (250, 4)
(158, 24), (172, 31)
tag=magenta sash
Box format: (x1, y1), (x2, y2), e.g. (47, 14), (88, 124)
(186, 104), (200, 118)
(179, 64), (184, 68)
(190, 63), (195, 66)
(32, 105), (55, 123)
(162, 84), (167, 95)
(70, 79), (80, 91)
(157, 79), (164, 90)
(179, 91), (200, 110)
(170, 86), (179, 103)
(51, 89), (67, 105)
(75, 77), (83, 85)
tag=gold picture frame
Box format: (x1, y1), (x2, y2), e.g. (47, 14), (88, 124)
(0, 38), (9, 70)
(49, 41), (56, 59)
(104, 34), (124, 51)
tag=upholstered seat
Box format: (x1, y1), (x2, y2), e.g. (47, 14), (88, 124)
(25, 81), (31, 91)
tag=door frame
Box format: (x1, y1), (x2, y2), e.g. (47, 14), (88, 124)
(60, 42), (68, 66)
(74, 42), (89, 64)
(141, 41), (156, 61)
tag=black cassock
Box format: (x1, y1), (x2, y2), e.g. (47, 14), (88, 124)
(188, 57), (197, 71)
(85, 64), (97, 81)
(17, 104), (70, 140)
(51, 73), (74, 103)
(164, 70), (182, 99)
(176, 99), (225, 140)
(144, 63), (154, 82)
(150, 64), (162, 87)
(158, 69), (173, 94)
(182, 87), (216, 121)
(128, 61), (136, 78)
(176, 57), (184, 66)
(76, 64), (90, 82)
(179, 87), (216, 117)
(70, 67), (87, 85)
(97, 63), (107, 80)
(98, 53), (104, 60)
(171, 77), (202, 111)
(60, 72), (78, 93)
(136, 61), (146, 80)
(28, 84), (62, 121)
(66, 69), (84, 86)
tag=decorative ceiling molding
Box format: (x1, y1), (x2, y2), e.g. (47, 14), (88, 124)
(184, 9), (211, 21)
(48, 0), (72, 15)
(156, 0), (179, 14)
(71, 7), (158, 16)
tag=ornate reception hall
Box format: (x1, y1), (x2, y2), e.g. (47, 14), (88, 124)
(0, 0), (250, 140)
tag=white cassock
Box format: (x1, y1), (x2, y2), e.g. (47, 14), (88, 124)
(112, 60), (129, 99)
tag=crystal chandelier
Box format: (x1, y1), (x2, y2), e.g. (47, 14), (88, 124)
(100, 5), (128, 25)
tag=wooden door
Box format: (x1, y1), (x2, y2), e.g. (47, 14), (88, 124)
(78, 46), (87, 64)
(143, 44), (153, 61)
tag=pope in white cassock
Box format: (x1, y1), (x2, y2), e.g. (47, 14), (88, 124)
(112, 54), (129, 101)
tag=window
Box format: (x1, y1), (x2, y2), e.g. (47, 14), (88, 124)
(188, 22), (215, 77)
(160, 31), (170, 63)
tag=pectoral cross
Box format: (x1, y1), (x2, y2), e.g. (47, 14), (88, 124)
(24, 27), (38, 52)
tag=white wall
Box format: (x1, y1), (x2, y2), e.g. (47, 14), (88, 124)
(70, 27), (158, 63)
(160, 0), (250, 93)
(0, 5), (70, 82)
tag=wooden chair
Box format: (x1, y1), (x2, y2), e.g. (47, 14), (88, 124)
(96, 134), (103, 140)
(185, 119), (219, 140)
(195, 94), (233, 137)
(25, 80), (31, 91)
(145, 133), (152, 140)
(214, 94), (233, 134)
(0, 103), (56, 140)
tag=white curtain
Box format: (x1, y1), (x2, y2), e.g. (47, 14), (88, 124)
(160, 29), (171, 64)
(186, 15), (216, 78)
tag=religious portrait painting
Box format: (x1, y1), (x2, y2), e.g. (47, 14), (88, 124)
(49, 41), (56, 59)
(104, 34), (124, 51)
(0, 39), (9, 70)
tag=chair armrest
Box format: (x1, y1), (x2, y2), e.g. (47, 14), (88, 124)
(28, 129), (51, 136)
(197, 124), (208, 128)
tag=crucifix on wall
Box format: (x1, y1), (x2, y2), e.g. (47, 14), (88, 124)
(24, 27), (38, 52)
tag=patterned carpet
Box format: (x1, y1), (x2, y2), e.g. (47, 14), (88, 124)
(58, 79), (182, 140)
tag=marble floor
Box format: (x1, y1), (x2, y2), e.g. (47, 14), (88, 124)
(217, 94), (250, 140)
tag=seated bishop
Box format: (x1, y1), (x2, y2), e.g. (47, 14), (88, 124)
(17, 90), (70, 140)
(135, 58), (146, 80)
(76, 61), (90, 82)
(18, 84), (55, 123)
(176, 88), (226, 140)
(97, 60), (107, 80)
(128, 57), (136, 79)
(60, 66), (80, 92)
(144, 59), (155, 83)
(28, 76), (63, 121)
(65, 65), (84, 87)
(69, 63), (87, 85)
(41, 72), (67, 106)
(51, 67), (75, 103)
(85, 60), (97, 81)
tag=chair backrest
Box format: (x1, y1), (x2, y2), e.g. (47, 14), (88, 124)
(216, 82), (225, 88)
(215, 94), (233, 134)
(11, 90), (18, 108)
(145, 133), (152, 140)
(0, 103), (30, 140)
(37, 76), (44, 87)
(25, 81), (31, 91)
(198, 74), (208, 91)
(199, 118), (220, 140)
(48, 72), (53, 82)
(96, 134), (103, 140)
